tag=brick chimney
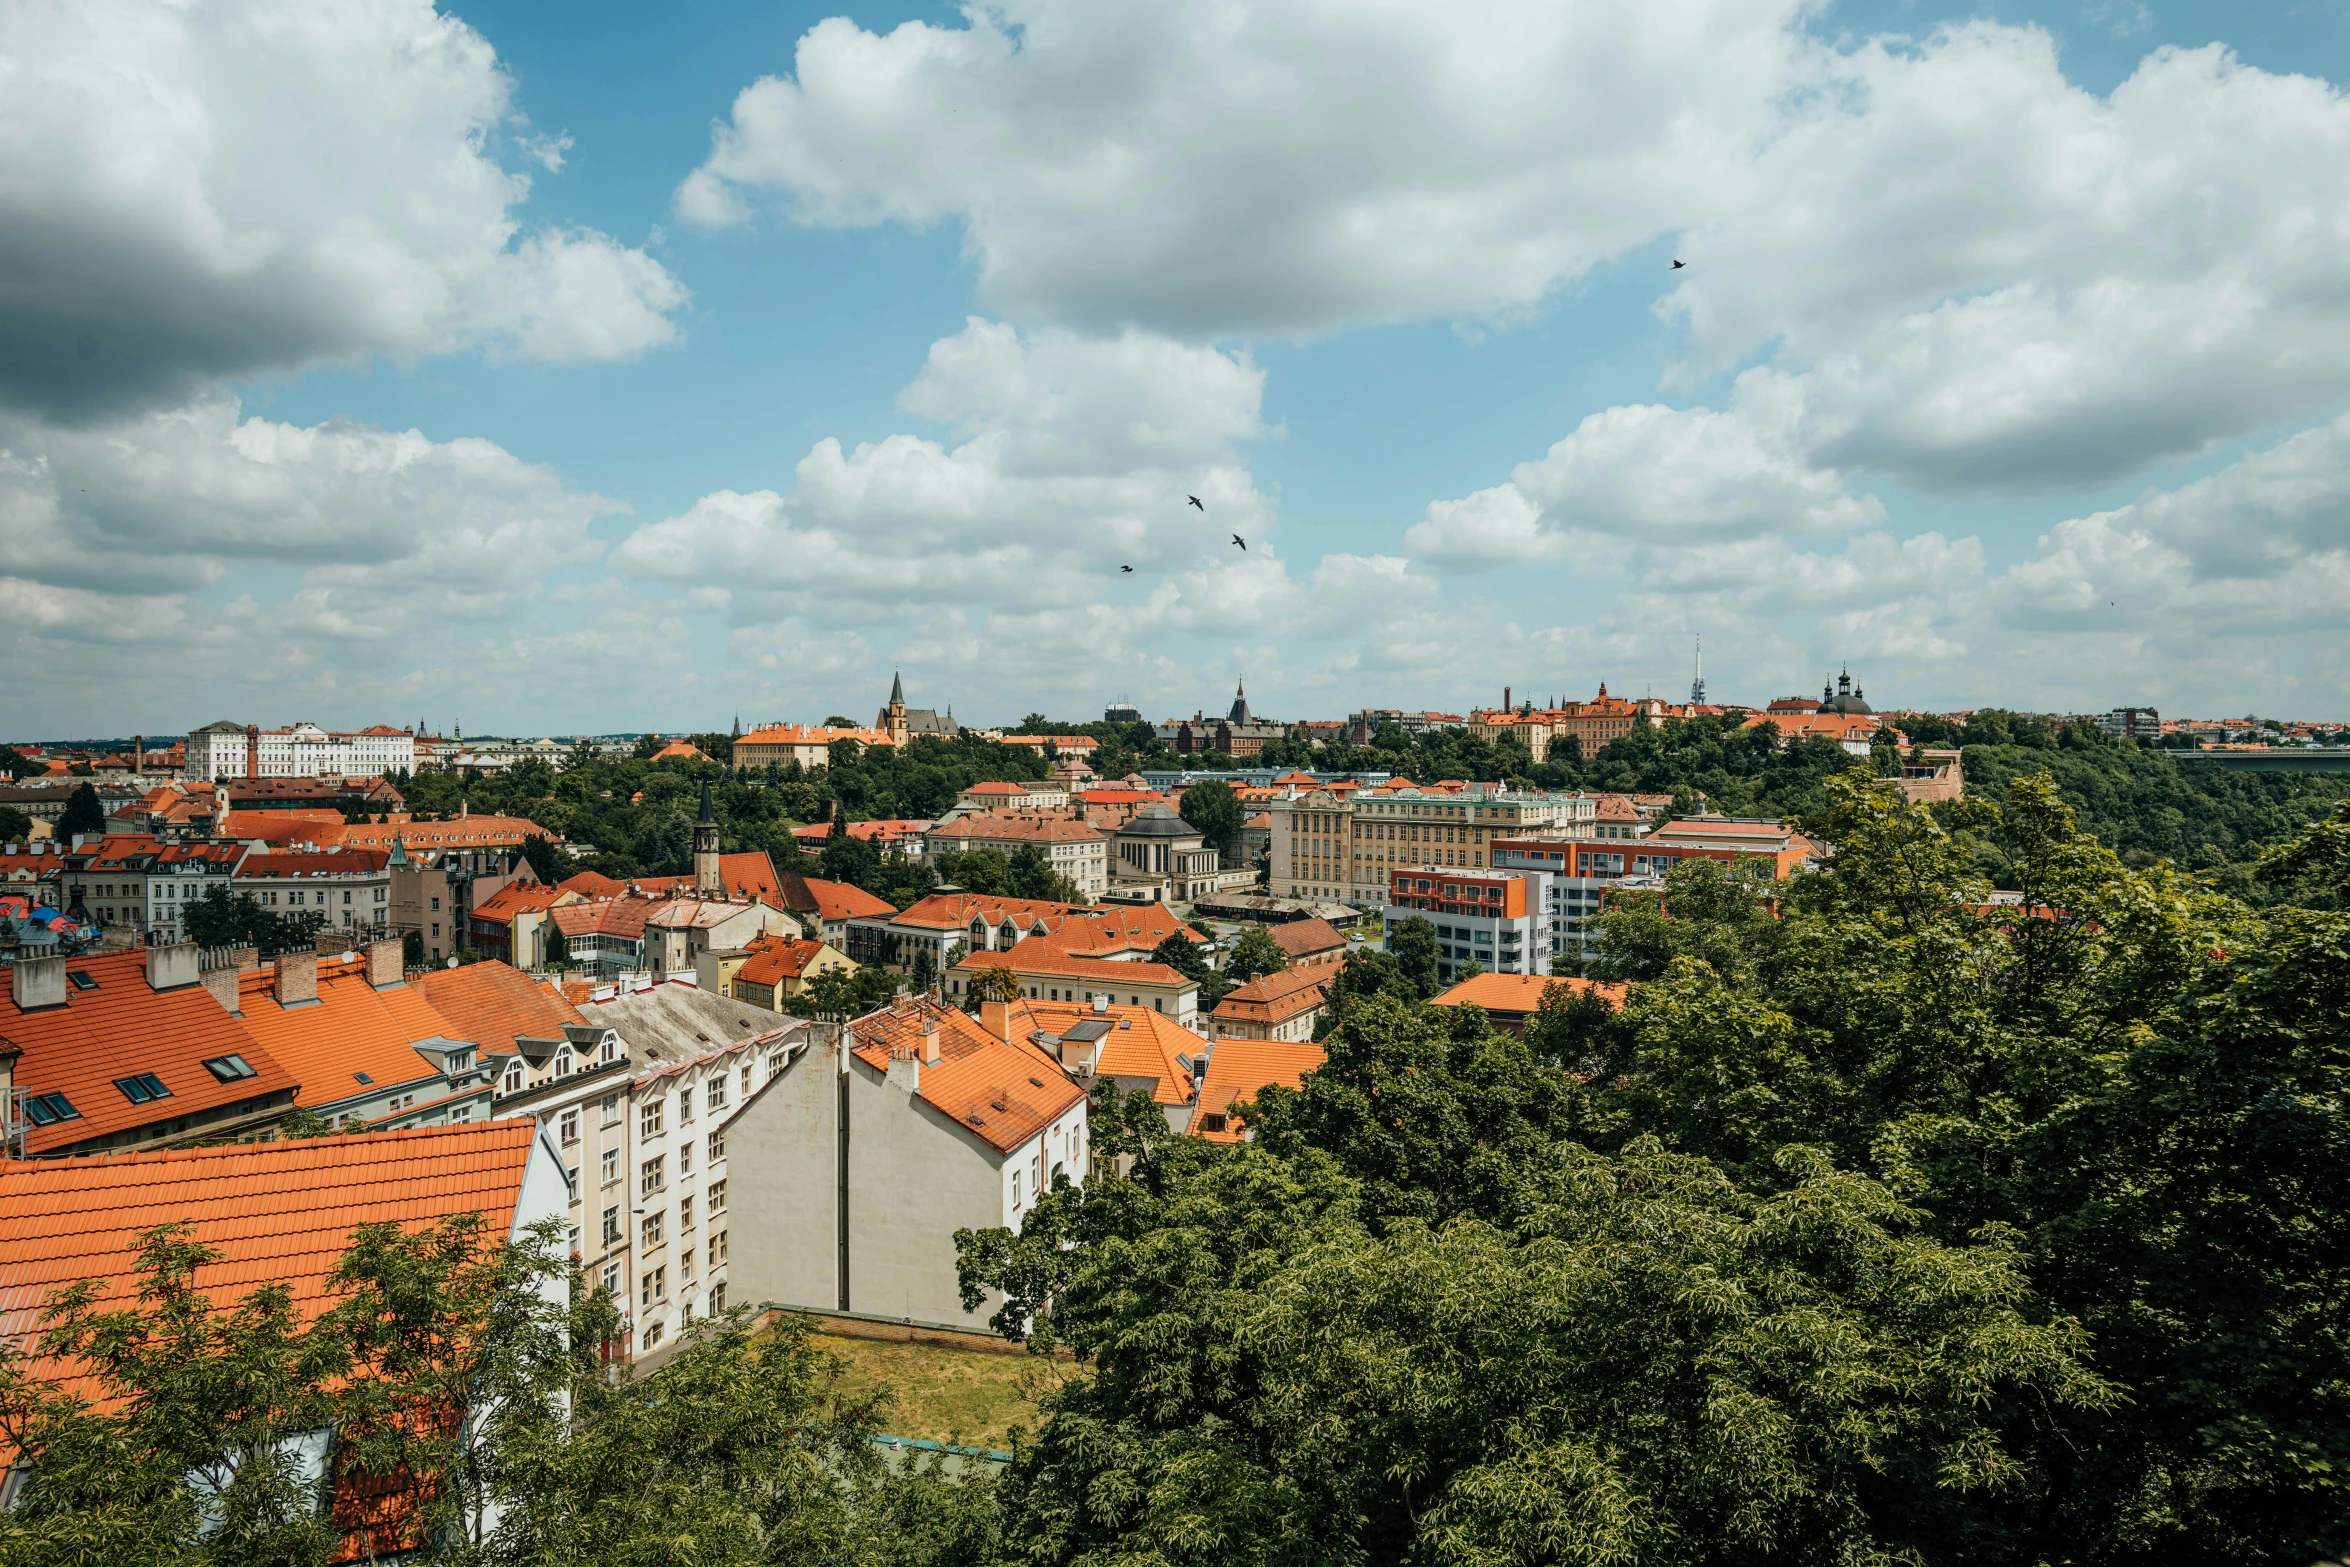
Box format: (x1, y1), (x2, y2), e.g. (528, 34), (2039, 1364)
(365, 937), (403, 989)
(921, 1016), (941, 1067)
(201, 964), (242, 1016)
(275, 951), (318, 1007)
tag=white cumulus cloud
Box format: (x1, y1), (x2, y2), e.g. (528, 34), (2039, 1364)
(0, 0), (688, 421)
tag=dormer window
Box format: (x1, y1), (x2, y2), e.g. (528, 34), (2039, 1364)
(598, 1037), (620, 1065)
(203, 1054), (259, 1082)
(447, 1050), (474, 1074)
(552, 1047), (573, 1077)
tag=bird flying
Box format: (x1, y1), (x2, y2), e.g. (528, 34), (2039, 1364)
(1231, 534), (1246, 551)
(1121, 565), (1134, 573)
(1187, 495), (1205, 510)
(1671, 258), (1685, 269)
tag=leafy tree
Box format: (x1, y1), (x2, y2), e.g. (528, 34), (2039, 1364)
(630, 733), (667, 760)
(1006, 843), (1084, 904)
(935, 849), (1013, 897)
(0, 1222), (346, 1567)
(959, 1031), (2105, 1567)
(801, 964), (902, 1021)
(819, 830), (883, 890)
(961, 965), (1025, 1013)
(0, 804), (31, 841)
(57, 783), (105, 840)
(519, 833), (578, 886)
(1222, 923), (1286, 985)
(1383, 912), (1441, 998)
(1177, 778), (1245, 863)
(1149, 930), (1226, 1008)
(0, 744), (34, 780)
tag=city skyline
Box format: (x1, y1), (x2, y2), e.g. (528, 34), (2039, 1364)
(7, 0), (2350, 733)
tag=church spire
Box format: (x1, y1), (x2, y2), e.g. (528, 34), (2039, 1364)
(693, 780), (721, 896)
(890, 669), (905, 705)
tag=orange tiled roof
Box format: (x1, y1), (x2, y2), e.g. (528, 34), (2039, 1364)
(1431, 972), (1626, 1016)
(850, 997), (1085, 1153)
(0, 948), (299, 1156)
(236, 957), (566, 1106)
(470, 881), (565, 923)
(338, 815), (549, 851)
(800, 877), (895, 921)
(1268, 917), (1346, 961)
(963, 781), (1025, 796)
(1001, 997), (1205, 1105)
(735, 939), (833, 985)
(548, 896), (655, 940)
(414, 962), (583, 1049)
(1030, 903), (1195, 959)
(961, 940), (1189, 989)
(739, 722), (895, 748)
(928, 811), (1106, 845)
(557, 870), (627, 899)
(888, 891), (1071, 932)
(0, 1124), (540, 1396)
(236, 849), (391, 878)
(1189, 1039), (1325, 1143)
(1210, 966), (1330, 1025)
(649, 741), (711, 762)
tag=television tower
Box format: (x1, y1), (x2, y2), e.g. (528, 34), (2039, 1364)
(1689, 633), (1706, 706)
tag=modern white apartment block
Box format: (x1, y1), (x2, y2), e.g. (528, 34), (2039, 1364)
(184, 720), (417, 781)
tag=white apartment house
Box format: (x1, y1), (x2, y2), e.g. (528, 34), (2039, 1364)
(184, 720), (417, 781)
(491, 981), (815, 1358)
(726, 996), (1089, 1329)
(1269, 785), (1598, 909)
(234, 849), (392, 933)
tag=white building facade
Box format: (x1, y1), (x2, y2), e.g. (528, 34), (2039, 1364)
(184, 720), (417, 781)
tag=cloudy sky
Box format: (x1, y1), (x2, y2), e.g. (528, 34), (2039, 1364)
(5, 0), (2349, 737)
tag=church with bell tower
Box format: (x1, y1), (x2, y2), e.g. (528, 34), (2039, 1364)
(875, 671), (960, 746)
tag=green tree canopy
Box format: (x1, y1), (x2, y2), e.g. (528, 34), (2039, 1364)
(56, 783), (105, 840)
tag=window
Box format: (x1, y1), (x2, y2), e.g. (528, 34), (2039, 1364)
(601, 1148), (619, 1185)
(558, 1108), (580, 1145)
(678, 1194), (695, 1230)
(707, 1076), (728, 1112)
(681, 1246), (696, 1281)
(640, 1210), (664, 1248)
(20, 1092), (79, 1126)
(677, 1140), (692, 1177)
(641, 1318), (664, 1349)
(738, 1064), (751, 1099)
(640, 1098), (663, 1138)
(708, 1129), (725, 1163)
(641, 1266), (666, 1305)
(568, 1222), (581, 1254)
(707, 1179), (726, 1213)
(1012, 1168), (1022, 1206)
(430, 896), (440, 912)
(708, 1230), (728, 1265)
(552, 1047), (573, 1078)
(640, 1155), (664, 1196)
(500, 1061), (524, 1095)
(678, 1088), (694, 1125)
(602, 1206), (621, 1244)
(601, 1261), (620, 1295)
(113, 1072), (171, 1105)
(600, 1092), (620, 1125)
(599, 1037), (621, 1066)
(709, 1281), (726, 1313)
(201, 1053), (258, 1082)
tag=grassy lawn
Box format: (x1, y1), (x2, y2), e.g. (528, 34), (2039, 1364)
(812, 1332), (1078, 1451)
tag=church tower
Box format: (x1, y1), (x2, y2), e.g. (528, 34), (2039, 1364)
(693, 780), (722, 896)
(884, 671), (909, 747)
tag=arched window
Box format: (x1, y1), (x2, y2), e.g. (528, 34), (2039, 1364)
(552, 1046), (573, 1078)
(501, 1060), (525, 1096)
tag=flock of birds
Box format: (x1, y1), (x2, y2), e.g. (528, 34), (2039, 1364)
(1120, 493), (1242, 575)
(1125, 258), (1696, 577)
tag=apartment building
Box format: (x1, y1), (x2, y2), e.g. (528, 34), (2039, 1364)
(947, 941), (1202, 1029)
(1267, 786), (1598, 908)
(1381, 868), (1555, 984)
(492, 979), (814, 1356)
(1491, 819), (1817, 962)
(184, 719), (416, 780)
(725, 997), (1089, 1328)
(234, 848), (392, 933)
(59, 834), (248, 943)
(923, 810), (1110, 897)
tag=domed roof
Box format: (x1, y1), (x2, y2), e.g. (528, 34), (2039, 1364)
(1117, 804), (1199, 838)
(1817, 668), (1873, 716)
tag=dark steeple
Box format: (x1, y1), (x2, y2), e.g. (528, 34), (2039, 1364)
(890, 669), (905, 705)
(1228, 678), (1250, 725)
(693, 780), (721, 895)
